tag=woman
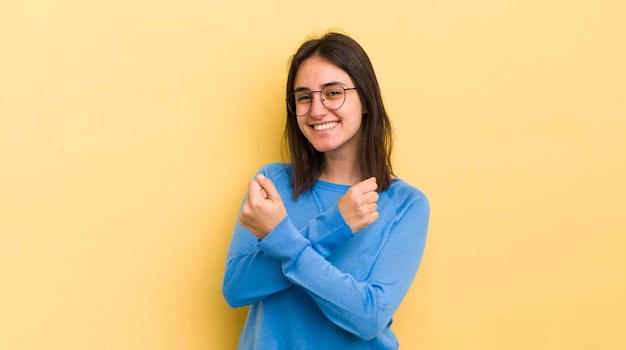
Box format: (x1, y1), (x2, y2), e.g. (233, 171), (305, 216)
(222, 32), (430, 349)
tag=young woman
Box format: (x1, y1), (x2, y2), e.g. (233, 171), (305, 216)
(222, 32), (430, 349)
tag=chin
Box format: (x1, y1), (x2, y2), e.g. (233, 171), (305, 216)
(309, 142), (339, 153)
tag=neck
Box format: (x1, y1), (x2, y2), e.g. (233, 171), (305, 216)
(319, 153), (361, 186)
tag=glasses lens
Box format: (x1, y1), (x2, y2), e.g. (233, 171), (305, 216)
(321, 85), (346, 111)
(287, 91), (312, 116)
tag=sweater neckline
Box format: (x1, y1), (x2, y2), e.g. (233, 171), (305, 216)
(314, 179), (351, 192)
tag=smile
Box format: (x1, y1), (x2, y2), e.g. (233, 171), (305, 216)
(313, 122), (339, 131)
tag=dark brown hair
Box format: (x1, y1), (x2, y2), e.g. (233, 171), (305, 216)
(284, 32), (394, 199)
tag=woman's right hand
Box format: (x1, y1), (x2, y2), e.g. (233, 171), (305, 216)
(337, 177), (379, 233)
(239, 174), (287, 240)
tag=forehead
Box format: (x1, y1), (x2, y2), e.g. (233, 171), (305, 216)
(294, 57), (354, 89)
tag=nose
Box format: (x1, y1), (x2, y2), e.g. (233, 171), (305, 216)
(308, 92), (328, 118)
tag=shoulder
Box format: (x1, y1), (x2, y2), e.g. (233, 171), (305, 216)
(257, 162), (293, 188)
(257, 162), (292, 179)
(383, 178), (430, 213)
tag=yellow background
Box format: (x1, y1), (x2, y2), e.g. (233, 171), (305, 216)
(1, 0), (624, 349)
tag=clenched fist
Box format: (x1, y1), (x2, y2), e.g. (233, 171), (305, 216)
(337, 177), (379, 233)
(239, 174), (287, 240)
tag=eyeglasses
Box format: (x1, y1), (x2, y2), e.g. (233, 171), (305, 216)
(286, 84), (358, 116)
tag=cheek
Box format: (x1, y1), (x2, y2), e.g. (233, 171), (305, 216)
(296, 119), (308, 133)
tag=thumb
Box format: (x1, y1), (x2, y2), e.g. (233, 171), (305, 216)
(358, 176), (378, 193)
(256, 174), (281, 200)
(247, 178), (266, 202)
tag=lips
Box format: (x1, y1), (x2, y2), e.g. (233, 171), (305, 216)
(313, 121), (339, 131)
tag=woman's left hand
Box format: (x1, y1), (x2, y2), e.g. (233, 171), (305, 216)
(239, 174), (287, 240)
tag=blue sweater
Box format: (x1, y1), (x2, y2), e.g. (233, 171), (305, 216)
(223, 163), (430, 349)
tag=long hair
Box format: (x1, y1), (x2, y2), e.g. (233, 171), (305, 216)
(284, 32), (394, 200)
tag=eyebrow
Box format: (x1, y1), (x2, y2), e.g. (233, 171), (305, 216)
(294, 81), (347, 92)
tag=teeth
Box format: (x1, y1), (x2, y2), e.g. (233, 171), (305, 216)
(314, 122), (338, 131)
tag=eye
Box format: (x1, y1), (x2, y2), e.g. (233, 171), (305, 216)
(295, 92), (312, 103)
(323, 85), (345, 98)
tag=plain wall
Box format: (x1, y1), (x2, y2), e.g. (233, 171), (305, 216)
(1, 0), (624, 349)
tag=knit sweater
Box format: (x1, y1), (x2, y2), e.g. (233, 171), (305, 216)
(223, 163), (430, 349)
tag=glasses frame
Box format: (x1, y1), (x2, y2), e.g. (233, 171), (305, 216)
(286, 84), (358, 117)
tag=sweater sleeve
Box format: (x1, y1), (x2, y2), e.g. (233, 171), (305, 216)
(300, 204), (354, 257)
(222, 218), (292, 308)
(257, 194), (430, 341)
(222, 203), (355, 308)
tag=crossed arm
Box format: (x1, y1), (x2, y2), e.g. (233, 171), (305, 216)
(222, 174), (428, 340)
